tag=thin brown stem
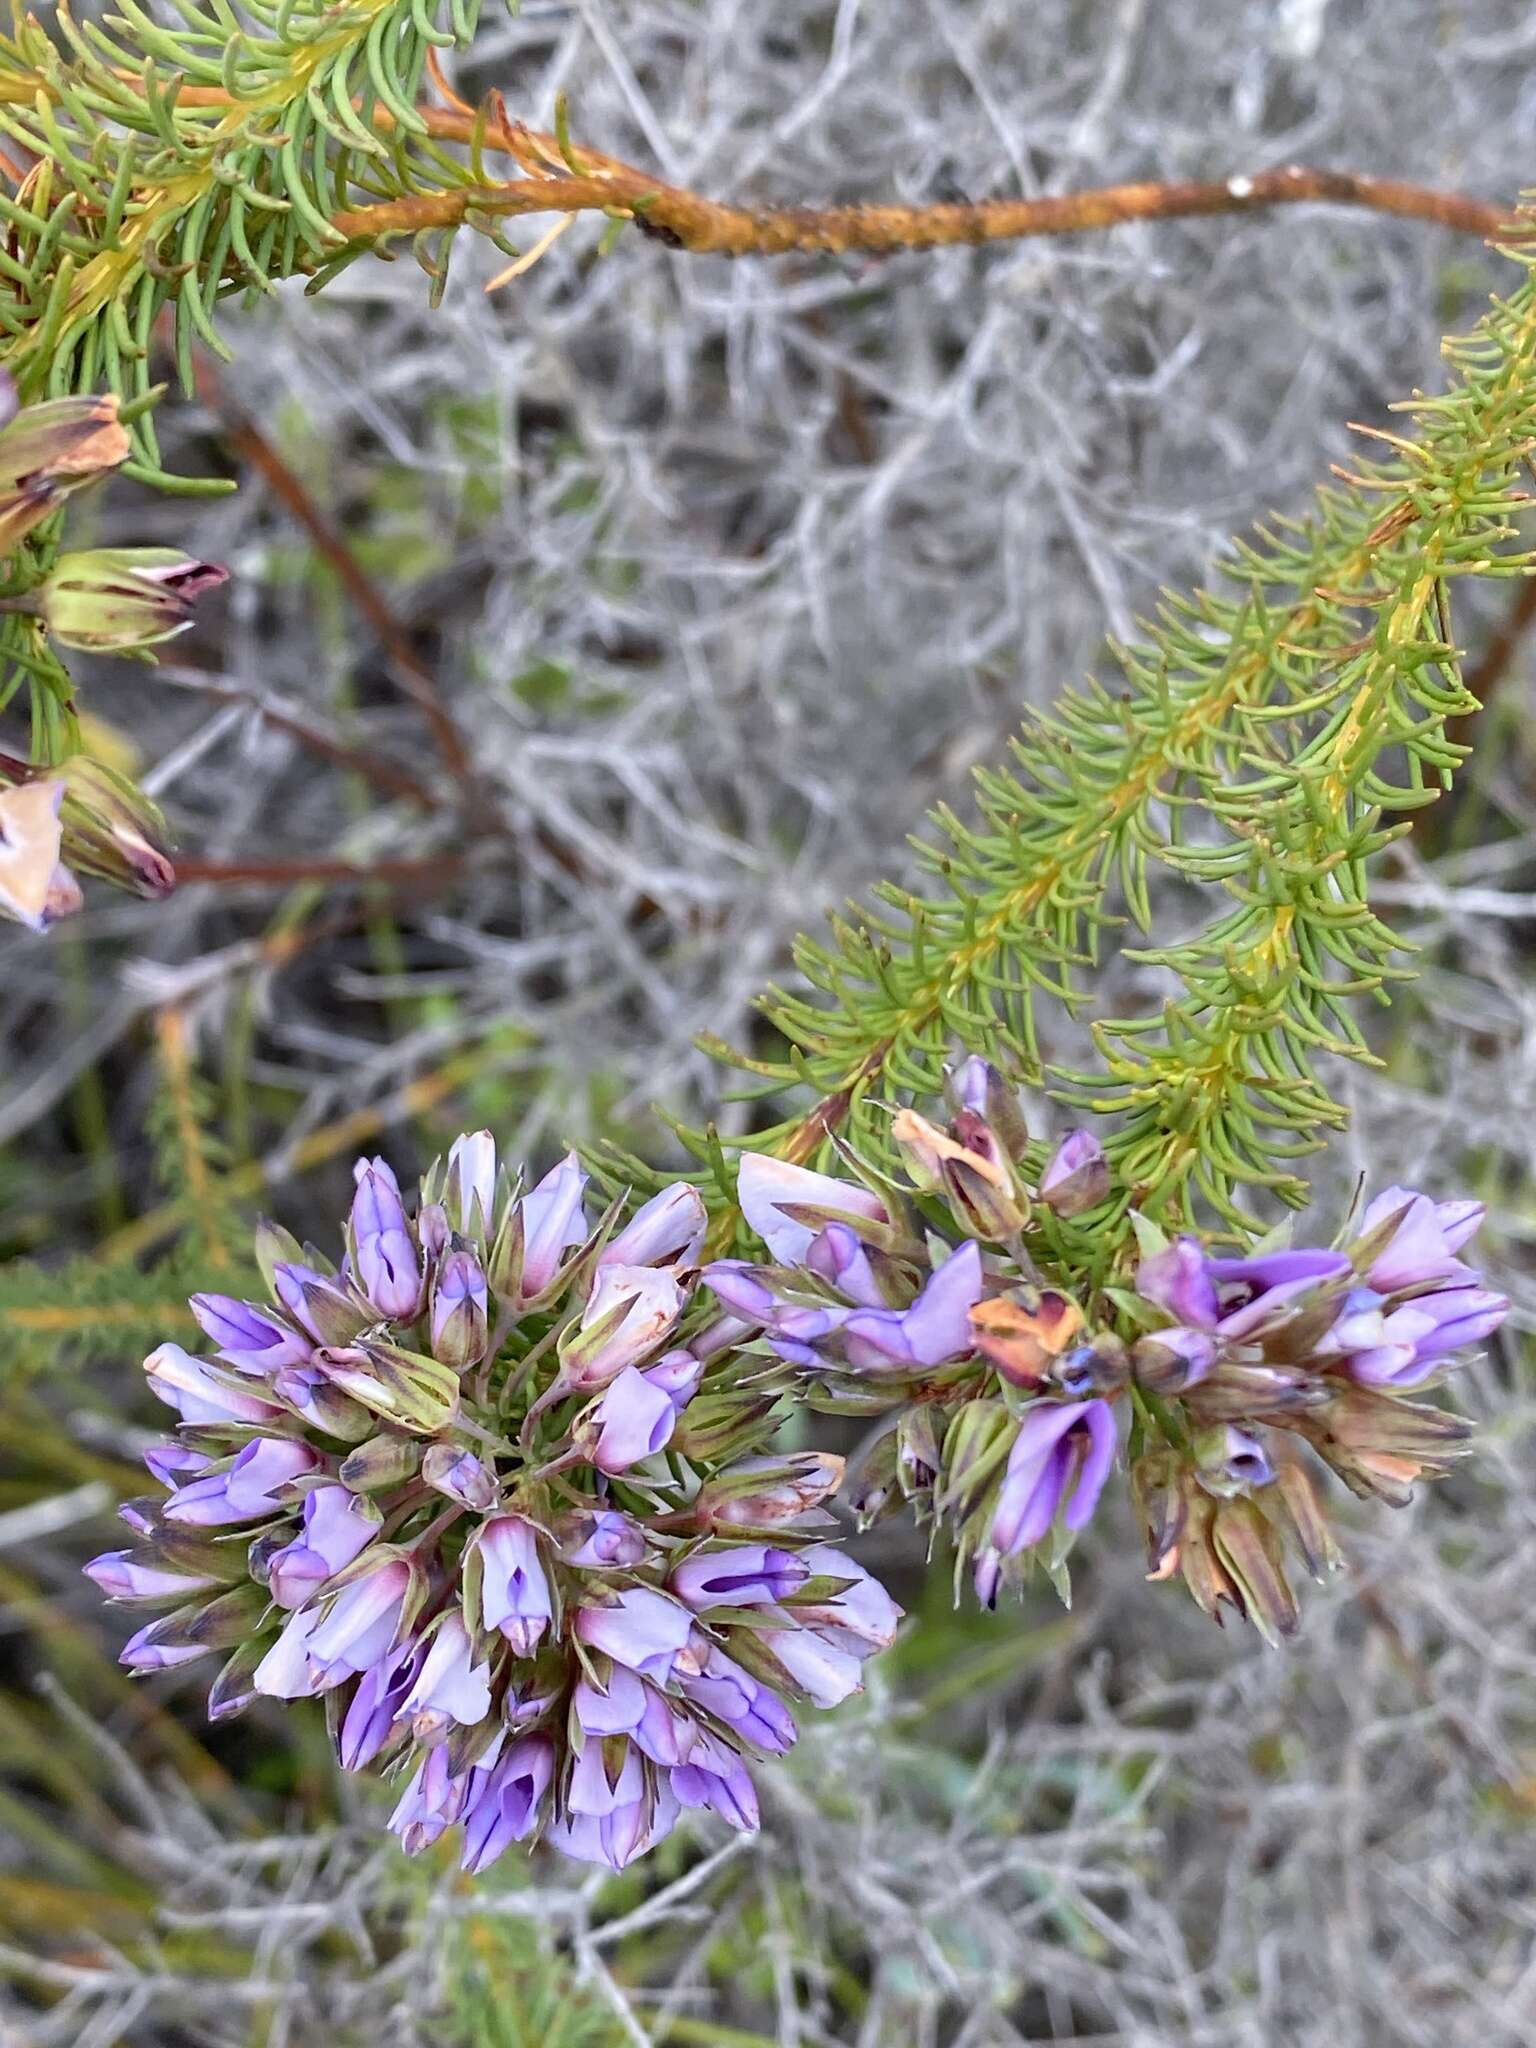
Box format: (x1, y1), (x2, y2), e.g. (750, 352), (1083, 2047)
(174, 852), (469, 889)
(190, 351), (479, 797)
(338, 125), (1513, 252)
(161, 666), (443, 811)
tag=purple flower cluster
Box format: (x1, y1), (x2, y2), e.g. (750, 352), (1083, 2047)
(89, 1136), (900, 1873)
(696, 1062), (1509, 1640)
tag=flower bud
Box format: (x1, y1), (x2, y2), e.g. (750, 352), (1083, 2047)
(846, 1429), (901, 1527)
(935, 1397), (1017, 1514)
(898, 1403), (943, 1494)
(515, 1151), (588, 1298)
(1132, 1326), (1217, 1395)
(668, 1385), (781, 1462)
(943, 1057), (1031, 1157)
(421, 1443), (498, 1510)
(430, 1245), (489, 1369)
(206, 1637), (267, 1722)
(1129, 1450), (1188, 1581)
(1191, 1424), (1275, 1497)
(273, 1264), (372, 1348)
(600, 1182), (707, 1270)
(1271, 1457), (1343, 1581)
(475, 1515), (553, 1656)
(891, 1107), (1028, 1239)
(560, 1264), (685, 1392)
(0, 779), (80, 933)
(417, 1201), (451, 1260)
(54, 756), (176, 898)
(338, 1432), (424, 1494)
(445, 1129), (499, 1238)
(1048, 1331), (1129, 1397)
(1183, 1360), (1327, 1420)
(350, 1159), (423, 1321)
(39, 547), (227, 654)
(736, 1153), (888, 1264)
(271, 1365), (375, 1442)
(83, 1548), (223, 1605)
(1210, 1498), (1300, 1648)
(1038, 1130), (1110, 1217)
(692, 1452), (845, 1532)
(318, 1340), (460, 1434)
(0, 388), (129, 552)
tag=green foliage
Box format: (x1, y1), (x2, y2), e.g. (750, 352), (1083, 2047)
(447, 1919), (630, 2048)
(0, 0), (488, 430)
(688, 236), (1536, 1262)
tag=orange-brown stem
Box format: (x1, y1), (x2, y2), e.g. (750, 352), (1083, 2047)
(334, 150), (1512, 253)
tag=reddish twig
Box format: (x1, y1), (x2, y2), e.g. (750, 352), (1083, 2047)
(174, 852), (469, 889)
(190, 352), (479, 797)
(162, 666), (443, 811)
(338, 120), (1514, 251)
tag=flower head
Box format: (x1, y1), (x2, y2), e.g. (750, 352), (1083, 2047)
(92, 1142), (899, 1877)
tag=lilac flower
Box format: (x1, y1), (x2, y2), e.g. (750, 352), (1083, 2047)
(119, 1619), (210, 1672)
(142, 1443), (211, 1489)
(670, 1545), (809, 1610)
(398, 1614), (493, 1737)
(684, 1646), (797, 1753)
(84, 1551), (221, 1603)
(580, 1351), (702, 1474)
(189, 1295), (312, 1376)
(553, 1507), (648, 1568)
(252, 1605), (329, 1698)
(268, 1485), (378, 1608)
(389, 1743), (485, 1855)
(431, 1246), (489, 1368)
(460, 1736), (555, 1873)
(805, 1222), (885, 1305)
(351, 1158), (424, 1319)
(840, 1240), (984, 1374)
(477, 1515), (552, 1655)
(336, 1638), (426, 1767)
(1203, 1249), (1352, 1339)
(304, 1558), (413, 1678)
(671, 1736), (760, 1830)
(98, 1132), (903, 1881)
(564, 1264), (685, 1390)
(163, 1439), (320, 1526)
(569, 1738), (646, 1818)
(447, 1130), (498, 1235)
(601, 1182), (707, 1270)
(736, 1154), (886, 1265)
(545, 1777), (680, 1871)
(575, 1587), (694, 1682)
(1356, 1186), (1484, 1293)
(699, 1261), (850, 1365)
(1039, 1129), (1110, 1217)
(990, 1400), (1117, 1558)
(144, 1343), (285, 1426)
(1322, 1283), (1509, 1388)
(1137, 1240), (1349, 1340)
(517, 1150), (588, 1297)
(269, 1364), (372, 1441)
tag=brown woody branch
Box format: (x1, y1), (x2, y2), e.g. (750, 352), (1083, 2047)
(340, 102), (1512, 252)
